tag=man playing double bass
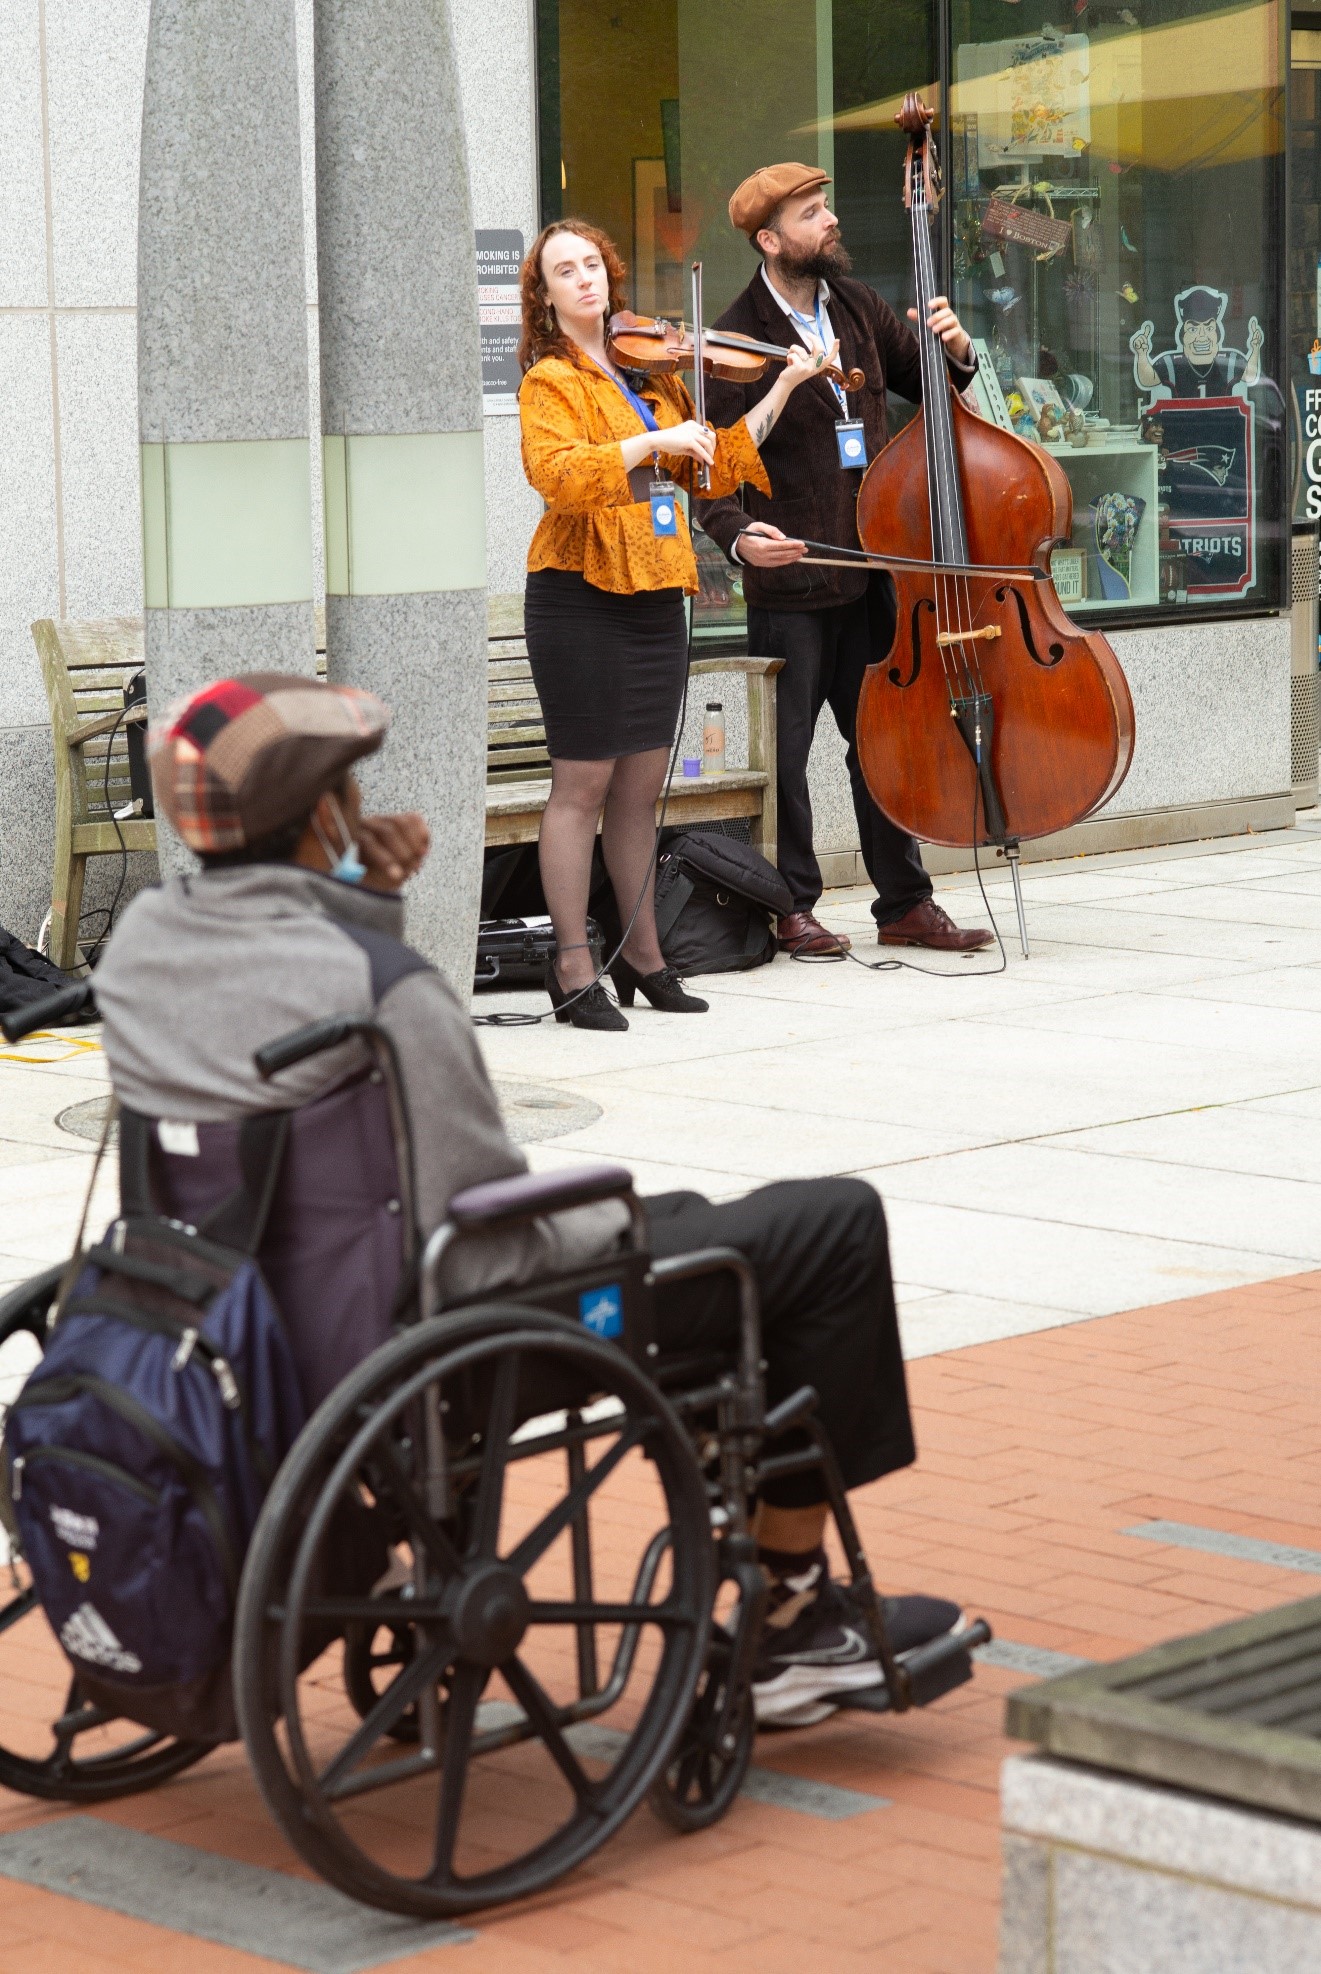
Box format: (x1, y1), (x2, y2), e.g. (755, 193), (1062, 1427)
(697, 164), (993, 956)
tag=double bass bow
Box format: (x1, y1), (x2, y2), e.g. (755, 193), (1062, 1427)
(849, 94), (1135, 955)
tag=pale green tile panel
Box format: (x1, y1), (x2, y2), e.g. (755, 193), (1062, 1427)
(140, 438), (314, 609)
(323, 430), (486, 596)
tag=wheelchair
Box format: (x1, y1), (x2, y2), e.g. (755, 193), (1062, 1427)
(0, 988), (990, 1919)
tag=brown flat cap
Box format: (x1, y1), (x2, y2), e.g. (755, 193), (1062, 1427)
(729, 163), (831, 238)
(148, 673), (389, 853)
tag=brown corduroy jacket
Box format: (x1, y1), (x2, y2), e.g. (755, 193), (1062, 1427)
(695, 269), (976, 613)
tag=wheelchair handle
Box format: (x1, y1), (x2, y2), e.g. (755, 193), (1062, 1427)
(1, 981), (96, 1043)
(254, 1014), (363, 1078)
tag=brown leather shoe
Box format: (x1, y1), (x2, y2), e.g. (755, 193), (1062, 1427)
(878, 900), (993, 952)
(777, 910), (852, 955)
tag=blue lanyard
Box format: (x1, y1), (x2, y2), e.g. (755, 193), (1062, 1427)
(787, 292), (848, 415)
(593, 358), (660, 434)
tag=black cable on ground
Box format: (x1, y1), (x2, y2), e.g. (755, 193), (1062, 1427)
(77, 703), (132, 969)
(790, 764), (1008, 980)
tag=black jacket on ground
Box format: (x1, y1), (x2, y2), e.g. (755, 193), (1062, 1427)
(695, 268), (976, 612)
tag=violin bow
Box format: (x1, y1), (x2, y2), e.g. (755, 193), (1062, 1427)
(691, 261), (711, 493)
(794, 538), (1050, 582)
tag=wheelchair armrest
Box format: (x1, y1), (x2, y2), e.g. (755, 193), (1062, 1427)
(448, 1164), (636, 1232)
(254, 1014), (364, 1078)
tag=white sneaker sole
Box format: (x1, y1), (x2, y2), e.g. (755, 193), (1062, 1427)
(752, 1657), (884, 1724)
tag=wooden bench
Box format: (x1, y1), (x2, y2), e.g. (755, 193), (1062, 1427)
(32, 616), (155, 970)
(485, 631), (781, 862)
(31, 614), (781, 968)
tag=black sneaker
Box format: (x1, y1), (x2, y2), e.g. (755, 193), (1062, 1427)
(752, 1578), (967, 1728)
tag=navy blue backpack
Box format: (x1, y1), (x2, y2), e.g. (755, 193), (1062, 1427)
(5, 1108), (307, 1741)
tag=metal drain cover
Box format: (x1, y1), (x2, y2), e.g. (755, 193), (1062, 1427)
(492, 1079), (601, 1144)
(56, 1096), (115, 1145)
(57, 1082), (599, 1151)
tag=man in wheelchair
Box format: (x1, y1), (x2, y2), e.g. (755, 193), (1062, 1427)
(91, 670), (969, 1729)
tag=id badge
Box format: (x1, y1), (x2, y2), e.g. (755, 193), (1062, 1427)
(650, 479), (679, 537)
(836, 419), (867, 469)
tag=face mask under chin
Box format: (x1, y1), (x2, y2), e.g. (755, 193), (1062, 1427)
(313, 795), (368, 887)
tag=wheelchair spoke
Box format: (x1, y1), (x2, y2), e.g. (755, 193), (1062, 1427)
(298, 1595), (444, 1625)
(525, 1599), (696, 1628)
(318, 1639), (450, 1798)
(467, 1352), (519, 1561)
(502, 1655), (597, 1806)
(372, 1434), (463, 1580)
(505, 1418), (647, 1579)
(429, 1661), (483, 1884)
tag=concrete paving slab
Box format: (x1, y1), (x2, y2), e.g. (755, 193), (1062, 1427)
(1125, 1520), (1321, 1578)
(1049, 1108), (1319, 1185)
(966, 990), (1321, 1066)
(875, 1143), (1321, 1267)
(875, 1195), (1305, 1315)
(897, 1291), (1114, 1358)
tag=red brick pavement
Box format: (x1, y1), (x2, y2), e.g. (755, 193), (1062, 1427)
(3, 1269), (1320, 1973)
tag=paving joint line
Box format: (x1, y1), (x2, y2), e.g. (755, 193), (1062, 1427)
(1125, 1518), (1321, 1577)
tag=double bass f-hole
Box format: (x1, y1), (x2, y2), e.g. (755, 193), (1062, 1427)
(994, 584), (1066, 668)
(890, 595), (933, 689)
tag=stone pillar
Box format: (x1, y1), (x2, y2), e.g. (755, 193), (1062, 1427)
(138, 0), (317, 872)
(314, 0), (487, 991)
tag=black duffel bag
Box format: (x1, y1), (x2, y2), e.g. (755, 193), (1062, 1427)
(654, 833), (792, 975)
(0, 928), (86, 1024)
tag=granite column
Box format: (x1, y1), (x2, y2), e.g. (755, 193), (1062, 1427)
(314, 0), (487, 989)
(137, 0), (317, 872)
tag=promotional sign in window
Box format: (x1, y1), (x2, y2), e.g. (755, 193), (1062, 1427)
(1145, 398), (1255, 598)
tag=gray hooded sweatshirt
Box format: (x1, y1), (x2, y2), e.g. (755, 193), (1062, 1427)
(93, 864), (625, 1299)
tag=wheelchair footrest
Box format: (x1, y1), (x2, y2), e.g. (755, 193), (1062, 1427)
(839, 1616), (992, 1714)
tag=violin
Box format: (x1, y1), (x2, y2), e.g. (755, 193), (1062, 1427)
(607, 309), (865, 396)
(849, 93), (1135, 952)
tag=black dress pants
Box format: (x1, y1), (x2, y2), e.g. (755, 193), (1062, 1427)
(747, 575), (932, 926)
(644, 1178), (915, 1507)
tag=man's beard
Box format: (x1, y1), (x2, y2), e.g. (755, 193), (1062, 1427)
(774, 231), (853, 283)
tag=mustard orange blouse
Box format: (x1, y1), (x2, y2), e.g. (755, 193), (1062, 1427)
(519, 352), (771, 595)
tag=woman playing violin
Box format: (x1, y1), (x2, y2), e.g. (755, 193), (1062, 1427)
(518, 219), (822, 1030)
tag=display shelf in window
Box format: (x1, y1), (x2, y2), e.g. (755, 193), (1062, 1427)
(1044, 439), (1160, 611)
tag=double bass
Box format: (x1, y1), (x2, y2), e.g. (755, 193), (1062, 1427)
(852, 95), (1135, 952)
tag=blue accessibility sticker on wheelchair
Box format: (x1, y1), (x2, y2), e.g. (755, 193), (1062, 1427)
(579, 1284), (624, 1339)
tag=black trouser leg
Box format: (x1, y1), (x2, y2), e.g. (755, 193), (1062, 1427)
(747, 595), (931, 925)
(644, 1178), (915, 1507)
(746, 603), (827, 914)
(826, 582), (932, 927)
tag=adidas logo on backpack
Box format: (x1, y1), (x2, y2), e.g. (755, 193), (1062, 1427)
(60, 1601), (143, 1675)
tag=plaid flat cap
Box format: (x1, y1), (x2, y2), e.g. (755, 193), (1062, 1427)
(148, 673), (389, 853)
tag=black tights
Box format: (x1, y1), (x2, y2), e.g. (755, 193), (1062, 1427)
(538, 747), (670, 991)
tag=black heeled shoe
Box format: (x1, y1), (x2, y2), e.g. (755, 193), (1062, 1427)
(545, 960), (629, 1032)
(609, 956), (709, 1013)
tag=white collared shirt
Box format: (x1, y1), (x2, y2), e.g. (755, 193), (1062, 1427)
(760, 267), (847, 414)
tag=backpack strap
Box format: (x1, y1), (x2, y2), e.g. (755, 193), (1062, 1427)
(200, 1110), (292, 1255)
(119, 1105), (291, 1257)
(118, 1106), (157, 1218)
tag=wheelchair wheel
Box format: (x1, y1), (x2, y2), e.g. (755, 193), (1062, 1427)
(235, 1305), (715, 1918)
(0, 1266), (212, 1802)
(648, 1636), (755, 1833)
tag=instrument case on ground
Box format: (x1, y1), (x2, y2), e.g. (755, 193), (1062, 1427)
(474, 916), (604, 991)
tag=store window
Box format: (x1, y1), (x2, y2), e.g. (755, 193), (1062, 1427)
(535, 0), (1285, 629)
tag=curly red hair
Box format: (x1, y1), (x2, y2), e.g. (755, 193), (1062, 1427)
(518, 219), (629, 373)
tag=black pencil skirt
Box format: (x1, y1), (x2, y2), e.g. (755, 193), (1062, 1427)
(524, 567), (688, 761)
